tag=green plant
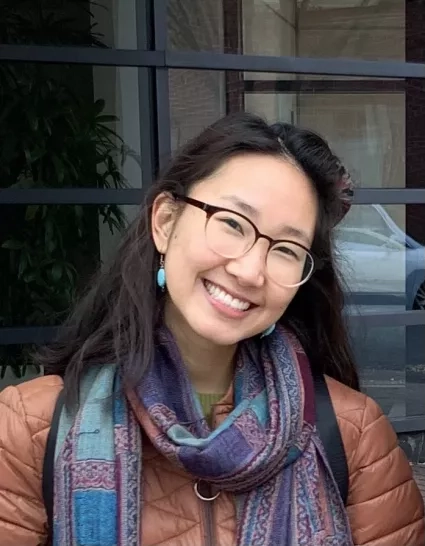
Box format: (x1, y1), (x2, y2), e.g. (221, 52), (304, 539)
(0, 1), (130, 378)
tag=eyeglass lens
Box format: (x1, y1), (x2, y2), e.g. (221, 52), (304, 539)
(205, 210), (314, 287)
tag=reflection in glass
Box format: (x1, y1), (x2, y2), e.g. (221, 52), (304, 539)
(168, 0), (224, 52)
(176, 70), (406, 188)
(406, 325), (425, 419)
(0, 63), (142, 190)
(0, 204), (131, 330)
(298, 91), (404, 189)
(0, 1), (137, 49)
(297, 0), (404, 61)
(0, 344), (41, 385)
(246, 82), (405, 188)
(336, 205), (425, 311)
(167, 0), (408, 62)
(350, 323), (425, 419)
(169, 70), (226, 151)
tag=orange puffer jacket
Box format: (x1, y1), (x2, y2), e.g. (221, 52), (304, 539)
(0, 374), (424, 546)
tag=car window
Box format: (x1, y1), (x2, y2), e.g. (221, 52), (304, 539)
(339, 205), (393, 238)
(336, 228), (404, 249)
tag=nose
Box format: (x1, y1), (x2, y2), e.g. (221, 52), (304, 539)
(224, 240), (268, 287)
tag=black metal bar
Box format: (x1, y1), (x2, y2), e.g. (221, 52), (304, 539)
(166, 51), (425, 79)
(154, 69), (172, 169)
(153, 0), (172, 169)
(2, 188), (424, 205)
(223, 0), (245, 113)
(2, 310), (424, 346)
(244, 79), (406, 94)
(347, 310), (425, 327)
(2, 44), (425, 80)
(137, 71), (156, 186)
(354, 189), (425, 204)
(0, 188), (144, 205)
(390, 416), (425, 434)
(0, 44), (164, 67)
(136, 0), (153, 50)
(136, 0), (158, 186)
(0, 327), (58, 345)
(346, 294), (406, 306)
(153, 0), (168, 51)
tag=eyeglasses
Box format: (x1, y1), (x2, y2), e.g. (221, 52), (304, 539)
(173, 194), (317, 288)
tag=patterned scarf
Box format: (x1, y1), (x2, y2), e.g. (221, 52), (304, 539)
(53, 325), (353, 546)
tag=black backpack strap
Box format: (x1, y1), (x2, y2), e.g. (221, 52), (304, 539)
(313, 373), (349, 505)
(42, 389), (65, 538)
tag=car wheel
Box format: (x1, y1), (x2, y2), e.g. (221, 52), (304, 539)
(413, 281), (425, 310)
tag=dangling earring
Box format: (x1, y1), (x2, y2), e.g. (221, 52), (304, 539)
(156, 254), (166, 291)
(261, 323), (276, 338)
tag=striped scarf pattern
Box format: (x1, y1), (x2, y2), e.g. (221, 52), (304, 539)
(53, 325), (353, 545)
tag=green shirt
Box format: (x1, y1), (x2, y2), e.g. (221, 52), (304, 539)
(197, 392), (224, 425)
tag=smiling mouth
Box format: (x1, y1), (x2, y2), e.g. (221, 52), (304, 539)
(203, 280), (253, 311)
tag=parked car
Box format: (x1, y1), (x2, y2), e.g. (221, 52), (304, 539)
(335, 204), (425, 310)
(334, 204), (425, 417)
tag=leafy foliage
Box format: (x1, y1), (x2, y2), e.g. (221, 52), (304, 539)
(0, 0), (129, 377)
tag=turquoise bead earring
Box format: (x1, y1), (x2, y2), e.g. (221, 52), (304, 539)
(157, 254), (166, 291)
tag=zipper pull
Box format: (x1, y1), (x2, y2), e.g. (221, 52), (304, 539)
(194, 480), (221, 501)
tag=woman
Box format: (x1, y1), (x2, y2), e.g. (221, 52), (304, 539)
(0, 113), (423, 546)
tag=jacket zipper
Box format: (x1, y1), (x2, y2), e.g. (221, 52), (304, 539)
(199, 482), (215, 546)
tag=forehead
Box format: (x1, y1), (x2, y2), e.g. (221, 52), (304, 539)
(191, 154), (318, 236)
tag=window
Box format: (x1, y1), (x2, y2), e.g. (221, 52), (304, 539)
(1, 0), (424, 438)
(167, 0), (408, 62)
(1, 1), (139, 49)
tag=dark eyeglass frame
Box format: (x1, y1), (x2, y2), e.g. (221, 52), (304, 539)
(172, 193), (322, 276)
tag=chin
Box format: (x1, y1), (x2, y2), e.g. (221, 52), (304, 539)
(191, 317), (261, 346)
(189, 321), (241, 346)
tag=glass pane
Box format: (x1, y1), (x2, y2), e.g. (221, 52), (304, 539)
(167, 0), (425, 64)
(296, 0), (405, 62)
(168, 0), (224, 52)
(0, 63), (142, 189)
(336, 204), (425, 312)
(350, 322), (425, 419)
(1, 1), (138, 49)
(169, 70), (226, 151)
(0, 345), (41, 390)
(0, 204), (137, 328)
(245, 76), (406, 188)
(170, 70), (417, 188)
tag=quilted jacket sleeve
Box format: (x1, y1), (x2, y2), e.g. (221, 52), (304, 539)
(0, 384), (49, 546)
(347, 396), (425, 546)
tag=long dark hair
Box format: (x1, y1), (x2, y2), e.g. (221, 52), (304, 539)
(37, 112), (360, 405)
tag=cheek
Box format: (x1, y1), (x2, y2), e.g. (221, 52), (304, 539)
(165, 225), (223, 281)
(266, 286), (298, 316)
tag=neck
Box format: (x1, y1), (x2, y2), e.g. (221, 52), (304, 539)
(164, 301), (236, 394)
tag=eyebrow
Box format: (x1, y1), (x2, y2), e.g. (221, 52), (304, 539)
(220, 194), (312, 246)
(220, 195), (258, 217)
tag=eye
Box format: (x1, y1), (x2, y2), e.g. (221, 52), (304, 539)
(275, 244), (300, 260)
(220, 217), (244, 234)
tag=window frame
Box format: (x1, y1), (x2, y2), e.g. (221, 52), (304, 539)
(0, 0), (424, 432)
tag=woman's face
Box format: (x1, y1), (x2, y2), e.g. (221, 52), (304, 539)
(152, 154), (318, 346)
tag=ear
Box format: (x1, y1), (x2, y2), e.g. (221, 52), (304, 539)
(151, 192), (177, 254)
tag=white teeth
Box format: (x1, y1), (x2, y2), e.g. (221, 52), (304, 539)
(204, 281), (250, 311)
